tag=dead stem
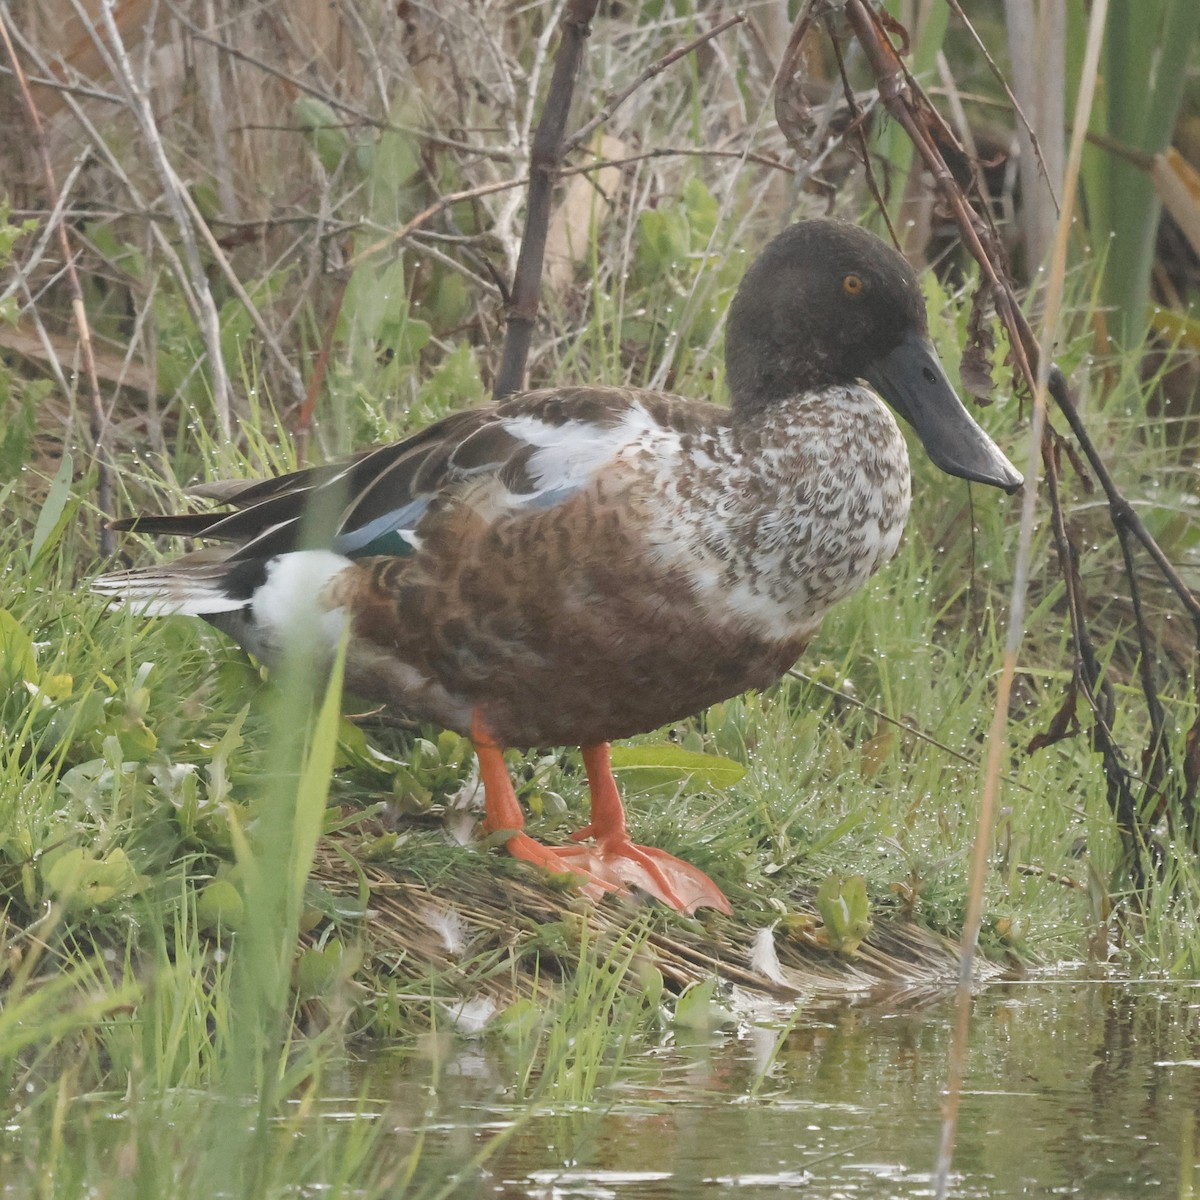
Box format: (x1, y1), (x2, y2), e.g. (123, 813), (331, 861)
(0, 9), (114, 555)
(838, 0), (1192, 846)
(82, 0), (234, 441)
(493, 0), (600, 401)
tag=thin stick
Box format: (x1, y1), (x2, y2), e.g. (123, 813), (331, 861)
(826, 18), (899, 247)
(348, 176), (533, 269)
(293, 281), (347, 466)
(0, 11), (114, 555)
(493, 0), (600, 401)
(931, 3), (1108, 1194)
(949, 0), (1061, 214)
(348, 145), (794, 270)
(0, 151), (89, 308)
(842, 0), (1145, 833)
(172, 181), (307, 410)
(84, 0), (234, 441)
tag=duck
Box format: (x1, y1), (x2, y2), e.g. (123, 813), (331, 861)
(94, 218), (1022, 917)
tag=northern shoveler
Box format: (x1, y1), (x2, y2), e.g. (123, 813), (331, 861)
(95, 219), (1022, 916)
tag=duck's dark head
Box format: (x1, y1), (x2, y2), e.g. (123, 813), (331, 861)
(725, 219), (1022, 494)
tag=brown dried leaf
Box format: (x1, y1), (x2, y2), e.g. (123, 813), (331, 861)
(960, 284), (996, 402)
(876, 7), (911, 56)
(773, 24), (825, 154)
(1027, 678), (1081, 755)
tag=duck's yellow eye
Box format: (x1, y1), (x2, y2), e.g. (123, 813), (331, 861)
(843, 273), (865, 296)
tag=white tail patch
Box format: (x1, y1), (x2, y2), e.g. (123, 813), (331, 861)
(93, 550), (354, 654)
(248, 551), (353, 652)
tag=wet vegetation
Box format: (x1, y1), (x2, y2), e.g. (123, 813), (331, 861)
(2, 1), (1200, 1195)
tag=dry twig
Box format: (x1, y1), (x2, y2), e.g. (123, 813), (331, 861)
(0, 9), (113, 554)
(79, 0), (234, 440)
(493, 0), (601, 400)
(563, 12), (747, 154)
(836, 0), (1200, 848)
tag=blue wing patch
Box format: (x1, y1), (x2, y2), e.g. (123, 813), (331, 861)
(333, 497), (428, 558)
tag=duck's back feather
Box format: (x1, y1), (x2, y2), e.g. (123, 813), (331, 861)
(109, 387), (707, 563)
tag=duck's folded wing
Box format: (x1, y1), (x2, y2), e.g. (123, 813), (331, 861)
(105, 388), (667, 566)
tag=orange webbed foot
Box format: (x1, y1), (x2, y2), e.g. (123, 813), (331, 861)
(498, 830), (623, 902)
(567, 743), (732, 915)
(557, 834), (732, 915)
(471, 716), (732, 916)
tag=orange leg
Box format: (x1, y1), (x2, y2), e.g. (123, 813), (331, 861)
(571, 743), (732, 916)
(470, 712), (730, 915)
(471, 712), (619, 901)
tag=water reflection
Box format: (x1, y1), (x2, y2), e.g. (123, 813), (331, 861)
(8, 977), (1197, 1198)
(370, 977), (1200, 1199)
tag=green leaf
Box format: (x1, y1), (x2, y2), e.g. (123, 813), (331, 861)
(0, 608), (37, 685)
(496, 997), (542, 1043)
(0, 388), (35, 481)
(365, 127), (422, 221)
(30, 452), (76, 565)
(672, 977), (733, 1032)
(43, 846), (149, 912)
(816, 873), (873, 956)
(294, 97), (352, 173)
(681, 178), (719, 243)
(609, 743), (745, 790)
(420, 343), (482, 410)
(206, 707), (248, 805)
(197, 877), (245, 931)
(294, 939), (348, 1001)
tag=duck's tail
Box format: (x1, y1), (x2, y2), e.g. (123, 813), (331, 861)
(93, 547), (355, 665)
(91, 549), (250, 617)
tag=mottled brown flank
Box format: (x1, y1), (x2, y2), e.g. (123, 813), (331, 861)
(329, 504), (809, 748)
(321, 383), (909, 749)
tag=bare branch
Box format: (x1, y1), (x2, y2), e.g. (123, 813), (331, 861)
(0, 8), (114, 555)
(80, 0), (234, 440)
(563, 12), (747, 155)
(493, 0), (600, 401)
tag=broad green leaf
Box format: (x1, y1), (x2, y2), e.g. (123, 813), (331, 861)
(294, 939), (348, 1000)
(43, 846), (149, 911)
(609, 743), (745, 790)
(672, 977), (733, 1032)
(197, 877), (245, 931)
(816, 873), (873, 957)
(30, 451), (75, 564)
(0, 608), (36, 684)
(294, 97), (351, 173)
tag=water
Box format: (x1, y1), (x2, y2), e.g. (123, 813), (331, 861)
(352, 974), (1200, 1198)
(7, 975), (1199, 1197)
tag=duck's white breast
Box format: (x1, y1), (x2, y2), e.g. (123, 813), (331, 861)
(641, 385), (912, 643)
